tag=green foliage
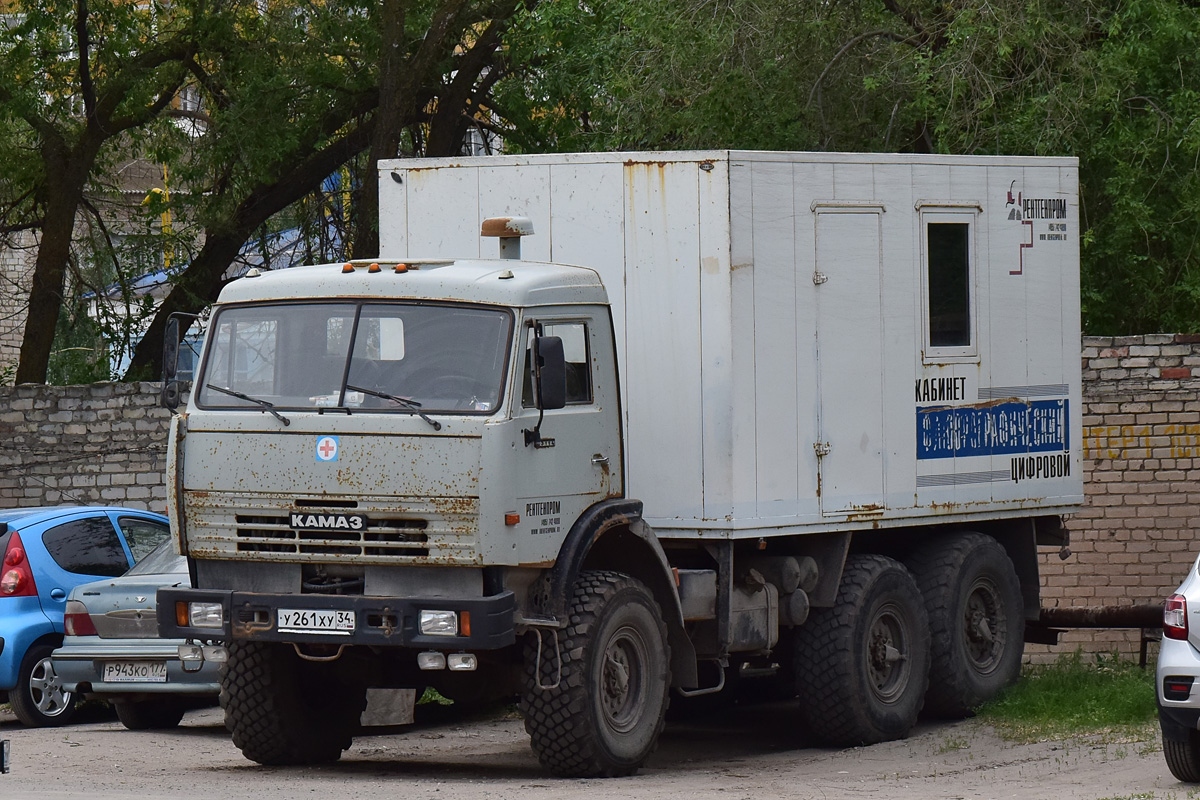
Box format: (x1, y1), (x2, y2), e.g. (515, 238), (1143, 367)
(500, 0), (1200, 334)
(976, 650), (1156, 742)
(46, 303), (109, 386)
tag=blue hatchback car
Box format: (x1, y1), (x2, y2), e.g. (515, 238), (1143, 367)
(0, 506), (170, 726)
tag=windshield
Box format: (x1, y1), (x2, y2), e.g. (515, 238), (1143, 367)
(196, 301), (513, 414)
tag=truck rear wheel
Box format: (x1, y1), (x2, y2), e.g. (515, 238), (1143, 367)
(520, 570), (671, 777)
(221, 640), (366, 765)
(906, 531), (1024, 717)
(794, 554), (930, 746)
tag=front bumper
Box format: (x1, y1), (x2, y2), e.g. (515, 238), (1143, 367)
(51, 637), (220, 697)
(157, 588), (516, 650)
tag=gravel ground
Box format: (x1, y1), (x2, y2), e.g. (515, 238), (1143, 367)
(0, 700), (1178, 800)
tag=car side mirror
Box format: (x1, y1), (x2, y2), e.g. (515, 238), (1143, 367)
(533, 335), (566, 411)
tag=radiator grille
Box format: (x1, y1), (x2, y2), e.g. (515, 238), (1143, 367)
(184, 492), (479, 564)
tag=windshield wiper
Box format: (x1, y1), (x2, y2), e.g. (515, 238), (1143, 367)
(346, 384), (442, 431)
(205, 384), (291, 426)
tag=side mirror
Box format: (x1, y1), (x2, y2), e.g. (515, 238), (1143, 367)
(163, 317), (180, 381)
(160, 317), (182, 411)
(533, 335), (566, 411)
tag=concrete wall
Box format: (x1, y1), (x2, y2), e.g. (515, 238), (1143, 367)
(1, 334), (1198, 660)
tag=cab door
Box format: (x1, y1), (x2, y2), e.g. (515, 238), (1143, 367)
(510, 310), (623, 564)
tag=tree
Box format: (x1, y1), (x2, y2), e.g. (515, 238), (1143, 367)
(0, 0), (217, 384)
(123, 0), (534, 380)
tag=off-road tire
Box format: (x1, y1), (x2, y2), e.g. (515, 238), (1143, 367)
(9, 643), (77, 727)
(115, 698), (188, 730)
(794, 554), (930, 746)
(520, 570), (671, 777)
(906, 531), (1024, 718)
(1164, 729), (1200, 782)
(221, 640), (366, 765)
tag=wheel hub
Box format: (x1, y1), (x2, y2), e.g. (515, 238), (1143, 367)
(30, 656), (71, 717)
(600, 626), (647, 733)
(963, 578), (1005, 673)
(866, 604), (910, 704)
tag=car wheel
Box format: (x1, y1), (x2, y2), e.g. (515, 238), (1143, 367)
(115, 699), (188, 730)
(9, 643), (77, 727)
(1164, 729), (1200, 782)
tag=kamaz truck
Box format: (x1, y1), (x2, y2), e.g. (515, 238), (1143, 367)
(158, 151), (1082, 776)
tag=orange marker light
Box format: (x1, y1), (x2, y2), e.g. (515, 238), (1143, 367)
(368, 262), (381, 273)
(341, 263), (354, 273)
(460, 611), (471, 637)
(504, 513), (520, 526)
(176, 601), (189, 627)
(394, 263), (409, 273)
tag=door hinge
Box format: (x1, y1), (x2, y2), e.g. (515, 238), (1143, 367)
(814, 442), (831, 457)
(812, 272), (828, 285)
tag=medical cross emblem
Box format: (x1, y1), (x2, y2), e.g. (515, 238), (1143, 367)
(316, 436), (339, 462)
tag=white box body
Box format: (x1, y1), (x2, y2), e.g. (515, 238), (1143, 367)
(379, 150), (1082, 539)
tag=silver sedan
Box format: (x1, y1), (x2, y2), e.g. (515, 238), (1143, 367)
(51, 541), (220, 729)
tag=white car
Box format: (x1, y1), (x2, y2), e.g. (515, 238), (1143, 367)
(1158, 553), (1200, 781)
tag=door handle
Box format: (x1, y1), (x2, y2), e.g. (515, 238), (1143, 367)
(591, 454), (609, 465)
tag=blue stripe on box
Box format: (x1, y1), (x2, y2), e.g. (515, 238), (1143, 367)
(917, 399), (1068, 460)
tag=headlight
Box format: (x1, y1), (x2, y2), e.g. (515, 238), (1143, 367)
(418, 610), (458, 636)
(447, 653), (477, 671)
(185, 601), (224, 629)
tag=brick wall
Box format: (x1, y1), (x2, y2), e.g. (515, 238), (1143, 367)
(0, 382), (173, 511)
(1, 336), (1198, 660)
(1030, 334), (1200, 660)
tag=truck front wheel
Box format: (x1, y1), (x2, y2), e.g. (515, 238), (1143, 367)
(794, 554), (931, 746)
(906, 531), (1024, 717)
(221, 640), (366, 765)
(520, 570), (671, 777)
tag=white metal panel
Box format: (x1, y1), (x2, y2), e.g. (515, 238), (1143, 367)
(873, 163), (918, 511)
(727, 160), (759, 524)
(378, 165), (407, 258)
(749, 161), (802, 520)
(397, 167), (481, 258)
(696, 160), (735, 522)
(477, 166), (552, 262)
(788, 161), (826, 523)
(546, 162), (629, 381)
(814, 207), (885, 515)
(623, 161), (706, 521)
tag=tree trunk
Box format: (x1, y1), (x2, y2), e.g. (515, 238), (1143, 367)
(14, 154), (93, 385)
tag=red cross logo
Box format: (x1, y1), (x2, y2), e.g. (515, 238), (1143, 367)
(316, 436), (338, 461)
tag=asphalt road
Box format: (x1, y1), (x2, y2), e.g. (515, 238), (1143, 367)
(0, 699), (1180, 800)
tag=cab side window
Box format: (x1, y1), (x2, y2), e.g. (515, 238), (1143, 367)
(522, 322), (592, 407)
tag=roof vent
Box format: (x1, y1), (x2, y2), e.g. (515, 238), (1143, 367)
(481, 216), (534, 260)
